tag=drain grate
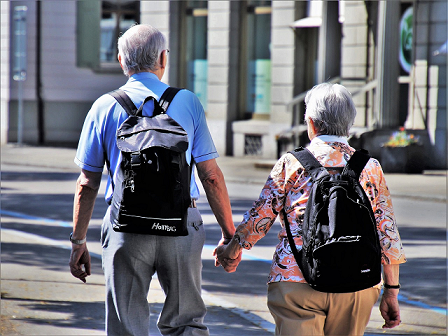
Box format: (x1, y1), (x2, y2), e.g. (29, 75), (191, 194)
(244, 135), (262, 156)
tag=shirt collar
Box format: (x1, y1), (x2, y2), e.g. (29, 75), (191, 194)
(128, 72), (159, 82)
(311, 135), (349, 146)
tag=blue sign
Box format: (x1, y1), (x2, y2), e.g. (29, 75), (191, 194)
(13, 6), (28, 81)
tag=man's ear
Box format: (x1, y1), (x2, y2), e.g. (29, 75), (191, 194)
(159, 50), (167, 69)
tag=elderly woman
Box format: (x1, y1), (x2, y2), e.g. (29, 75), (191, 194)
(215, 83), (406, 336)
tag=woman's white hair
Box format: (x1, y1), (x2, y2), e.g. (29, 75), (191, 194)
(304, 83), (357, 137)
(117, 24), (166, 76)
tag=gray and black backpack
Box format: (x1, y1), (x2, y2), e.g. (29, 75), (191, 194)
(107, 87), (191, 236)
(284, 147), (382, 293)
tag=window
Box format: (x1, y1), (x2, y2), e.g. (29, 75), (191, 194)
(244, 1), (272, 117)
(101, 1), (139, 63)
(185, 1), (208, 110)
(77, 0), (140, 71)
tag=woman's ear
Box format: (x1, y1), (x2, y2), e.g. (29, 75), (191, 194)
(307, 118), (318, 140)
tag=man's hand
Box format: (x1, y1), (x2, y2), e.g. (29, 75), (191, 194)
(379, 289), (401, 329)
(69, 244), (91, 283)
(213, 243), (242, 273)
(212, 237), (232, 267)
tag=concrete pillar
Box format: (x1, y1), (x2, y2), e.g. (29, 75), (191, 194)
(141, 1), (170, 83)
(269, 0), (297, 158)
(207, 1), (240, 156)
(317, 1), (341, 83)
(406, 60), (428, 130)
(376, 1), (400, 128)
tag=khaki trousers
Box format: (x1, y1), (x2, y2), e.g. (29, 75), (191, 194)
(268, 282), (380, 336)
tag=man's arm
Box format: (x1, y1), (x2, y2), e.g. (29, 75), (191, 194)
(196, 159), (235, 242)
(69, 169), (102, 283)
(380, 264), (401, 329)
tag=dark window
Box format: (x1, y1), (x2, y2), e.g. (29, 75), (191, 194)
(245, 0), (272, 115)
(185, 1), (208, 110)
(76, 0), (139, 70)
(101, 1), (140, 63)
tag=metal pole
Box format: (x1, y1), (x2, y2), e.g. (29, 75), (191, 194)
(36, 1), (44, 144)
(18, 80), (23, 145)
(317, 1), (341, 84)
(376, 1), (400, 128)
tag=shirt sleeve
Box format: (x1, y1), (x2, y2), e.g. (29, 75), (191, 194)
(190, 93), (218, 163)
(234, 155), (289, 249)
(361, 158), (406, 265)
(74, 101), (106, 173)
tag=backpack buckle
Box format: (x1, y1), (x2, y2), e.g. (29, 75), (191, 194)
(130, 152), (142, 169)
(124, 170), (136, 192)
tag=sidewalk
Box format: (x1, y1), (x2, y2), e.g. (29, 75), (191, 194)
(1, 144), (447, 335)
(1, 145), (447, 202)
(1, 144), (446, 202)
(216, 156), (447, 204)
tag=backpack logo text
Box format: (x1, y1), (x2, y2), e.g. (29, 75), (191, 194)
(151, 223), (177, 232)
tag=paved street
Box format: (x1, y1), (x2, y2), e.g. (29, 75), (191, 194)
(1, 144), (447, 335)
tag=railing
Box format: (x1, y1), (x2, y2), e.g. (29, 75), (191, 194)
(277, 78), (378, 157)
(286, 77), (342, 128)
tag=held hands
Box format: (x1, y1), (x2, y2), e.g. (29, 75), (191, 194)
(213, 238), (242, 273)
(69, 243), (91, 283)
(379, 289), (401, 329)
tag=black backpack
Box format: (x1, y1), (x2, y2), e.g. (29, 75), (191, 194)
(107, 87), (191, 236)
(284, 147), (382, 293)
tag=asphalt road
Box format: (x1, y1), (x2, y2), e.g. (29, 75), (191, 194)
(1, 162), (446, 335)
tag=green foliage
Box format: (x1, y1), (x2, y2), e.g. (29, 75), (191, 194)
(384, 127), (420, 147)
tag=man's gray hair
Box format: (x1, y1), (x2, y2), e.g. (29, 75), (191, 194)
(304, 83), (357, 137)
(117, 24), (166, 76)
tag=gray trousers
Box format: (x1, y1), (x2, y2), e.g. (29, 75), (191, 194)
(101, 207), (209, 336)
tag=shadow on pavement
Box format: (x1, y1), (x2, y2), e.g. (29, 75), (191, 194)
(1, 193), (108, 222)
(202, 259), (270, 296)
(1, 220), (102, 247)
(1, 295), (105, 332)
(1, 171), (80, 182)
(1, 240), (103, 276)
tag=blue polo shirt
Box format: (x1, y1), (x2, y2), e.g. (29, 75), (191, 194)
(75, 72), (218, 203)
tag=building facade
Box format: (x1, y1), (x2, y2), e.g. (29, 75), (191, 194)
(1, 0), (447, 168)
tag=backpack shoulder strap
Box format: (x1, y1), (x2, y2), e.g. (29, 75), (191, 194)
(288, 147), (329, 181)
(109, 89), (138, 116)
(159, 87), (182, 112)
(282, 208), (302, 267)
(342, 149), (371, 179)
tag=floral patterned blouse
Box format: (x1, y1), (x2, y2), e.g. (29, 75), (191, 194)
(234, 135), (406, 284)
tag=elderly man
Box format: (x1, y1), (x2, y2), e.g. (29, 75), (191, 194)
(216, 83), (406, 336)
(69, 24), (236, 336)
